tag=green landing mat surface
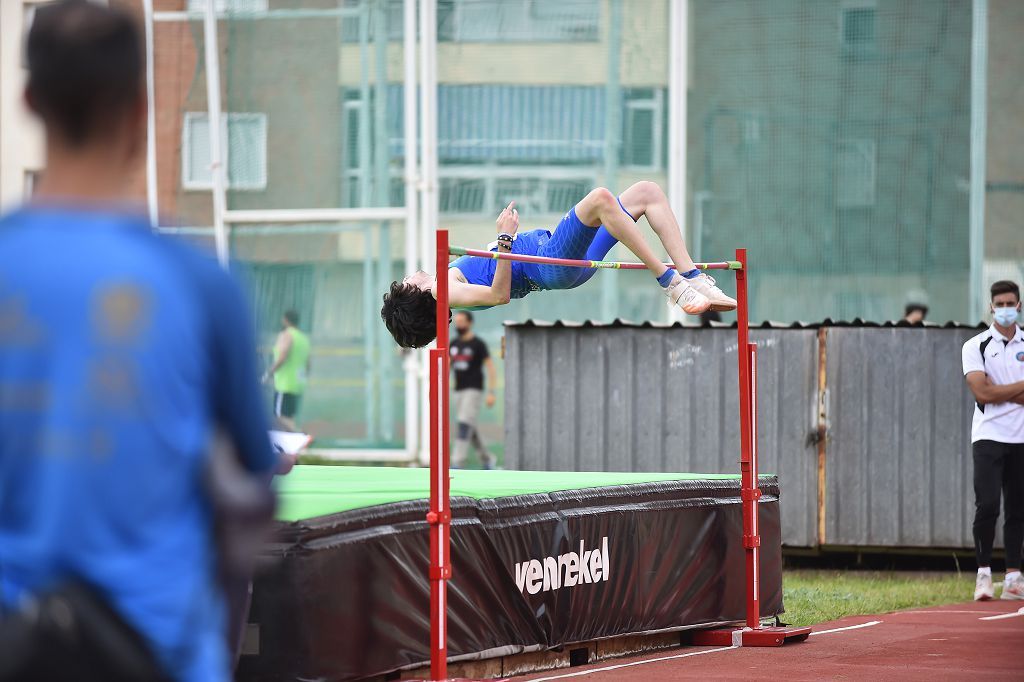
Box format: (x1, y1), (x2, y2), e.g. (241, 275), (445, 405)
(275, 466), (742, 522)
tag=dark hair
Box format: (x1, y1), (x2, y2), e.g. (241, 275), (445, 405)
(381, 282), (448, 349)
(904, 303), (928, 317)
(991, 280), (1020, 303)
(453, 310), (474, 323)
(25, 0), (143, 146)
(283, 310), (299, 326)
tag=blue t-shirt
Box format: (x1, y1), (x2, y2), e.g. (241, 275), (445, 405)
(0, 206), (277, 682)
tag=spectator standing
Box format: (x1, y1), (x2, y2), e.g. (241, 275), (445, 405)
(450, 311), (497, 469)
(0, 3), (277, 680)
(264, 309), (310, 432)
(962, 280), (1024, 601)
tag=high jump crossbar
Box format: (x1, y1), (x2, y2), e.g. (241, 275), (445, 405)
(427, 231), (807, 680)
(448, 246), (742, 272)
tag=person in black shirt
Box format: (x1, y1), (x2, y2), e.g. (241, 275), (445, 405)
(450, 311), (497, 468)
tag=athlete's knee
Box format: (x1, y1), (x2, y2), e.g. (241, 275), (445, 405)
(587, 186), (617, 208)
(457, 421), (473, 440)
(633, 180), (665, 204)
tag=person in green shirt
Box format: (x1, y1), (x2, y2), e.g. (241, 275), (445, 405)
(264, 310), (310, 431)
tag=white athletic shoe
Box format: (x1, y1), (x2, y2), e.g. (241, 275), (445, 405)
(975, 573), (995, 601)
(1000, 574), (1024, 600)
(664, 274), (710, 315)
(686, 272), (738, 312)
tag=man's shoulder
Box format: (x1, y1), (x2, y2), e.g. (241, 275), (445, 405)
(963, 327), (994, 352)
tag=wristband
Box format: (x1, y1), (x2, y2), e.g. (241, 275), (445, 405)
(496, 232), (514, 244)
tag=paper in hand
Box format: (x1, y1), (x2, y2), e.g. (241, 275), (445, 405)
(269, 430), (313, 456)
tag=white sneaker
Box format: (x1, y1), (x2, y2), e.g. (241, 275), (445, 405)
(664, 274), (710, 315)
(686, 272), (738, 312)
(975, 573), (995, 601)
(1000, 574), (1024, 600)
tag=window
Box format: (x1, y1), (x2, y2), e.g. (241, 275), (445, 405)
(186, 0), (268, 13)
(441, 178), (487, 214)
(622, 89), (664, 170)
(835, 139), (876, 208)
(840, 2), (876, 55)
(434, 169), (596, 216)
(438, 0), (598, 43)
(182, 113), (267, 191)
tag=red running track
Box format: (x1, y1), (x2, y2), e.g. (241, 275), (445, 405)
(508, 600), (1024, 681)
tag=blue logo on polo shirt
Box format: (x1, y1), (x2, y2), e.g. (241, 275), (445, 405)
(1017, 351), (1024, 362)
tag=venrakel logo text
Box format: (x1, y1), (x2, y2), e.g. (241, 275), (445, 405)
(514, 537), (610, 594)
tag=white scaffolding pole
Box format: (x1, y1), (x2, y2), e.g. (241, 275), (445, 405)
(418, 0), (438, 465)
(142, 0), (159, 227)
(667, 0), (688, 324)
(202, 0), (229, 267)
(969, 0), (988, 323)
(404, 0), (420, 463)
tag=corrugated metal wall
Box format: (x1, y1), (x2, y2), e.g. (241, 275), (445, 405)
(505, 324), (820, 547)
(505, 322), (990, 550)
(824, 327), (994, 549)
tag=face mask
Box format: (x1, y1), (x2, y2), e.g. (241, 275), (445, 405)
(455, 326), (469, 335)
(993, 307), (1019, 327)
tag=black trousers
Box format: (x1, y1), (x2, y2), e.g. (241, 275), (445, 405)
(973, 440), (1024, 569)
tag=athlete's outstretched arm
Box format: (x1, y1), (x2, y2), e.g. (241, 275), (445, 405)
(445, 201), (518, 308)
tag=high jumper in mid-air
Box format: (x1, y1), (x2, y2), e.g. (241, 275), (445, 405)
(381, 180), (736, 349)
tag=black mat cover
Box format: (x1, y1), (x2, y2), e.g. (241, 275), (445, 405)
(238, 476), (783, 681)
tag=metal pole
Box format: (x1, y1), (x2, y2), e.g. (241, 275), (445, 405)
(427, 229), (451, 681)
(374, 0), (393, 442)
(735, 247), (760, 630)
(601, 0), (622, 321)
(358, 1), (378, 442)
(419, 0), (438, 466)
(969, 0), (988, 323)
(403, 0), (420, 462)
(746, 341), (760, 629)
(202, 0), (229, 267)
(667, 0), (688, 323)
(363, 223), (377, 442)
(142, 0), (159, 227)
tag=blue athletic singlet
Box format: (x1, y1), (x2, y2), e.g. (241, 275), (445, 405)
(448, 207), (623, 310)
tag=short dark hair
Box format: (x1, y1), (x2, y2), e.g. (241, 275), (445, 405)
(904, 303), (928, 317)
(453, 310), (474, 323)
(283, 310), (299, 326)
(381, 282), (448, 349)
(991, 280), (1020, 302)
(25, 0), (143, 147)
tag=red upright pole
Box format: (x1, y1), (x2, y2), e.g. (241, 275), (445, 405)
(693, 249), (811, 647)
(427, 230), (451, 681)
(734, 247), (761, 630)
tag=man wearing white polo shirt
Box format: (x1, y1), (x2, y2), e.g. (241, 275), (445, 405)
(962, 280), (1024, 601)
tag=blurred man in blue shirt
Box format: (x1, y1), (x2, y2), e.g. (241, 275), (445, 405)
(0, 3), (277, 681)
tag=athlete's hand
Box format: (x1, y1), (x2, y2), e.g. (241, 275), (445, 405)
(496, 201), (519, 236)
(486, 392), (496, 408)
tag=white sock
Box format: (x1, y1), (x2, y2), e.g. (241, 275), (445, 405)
(1006, 570), (1021, 582)
(978, 566), (992, 577)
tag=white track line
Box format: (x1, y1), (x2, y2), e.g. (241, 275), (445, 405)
(521, 620), (883, 681)
(891, 609), (992, 615)
(521, 645), (738, 681)
(979, 606), (1024, 621)
(809, 620), (882, 636)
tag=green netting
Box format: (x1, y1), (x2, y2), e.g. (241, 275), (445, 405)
(690, 0), (974, 323)
(275, 464), (741, 521)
